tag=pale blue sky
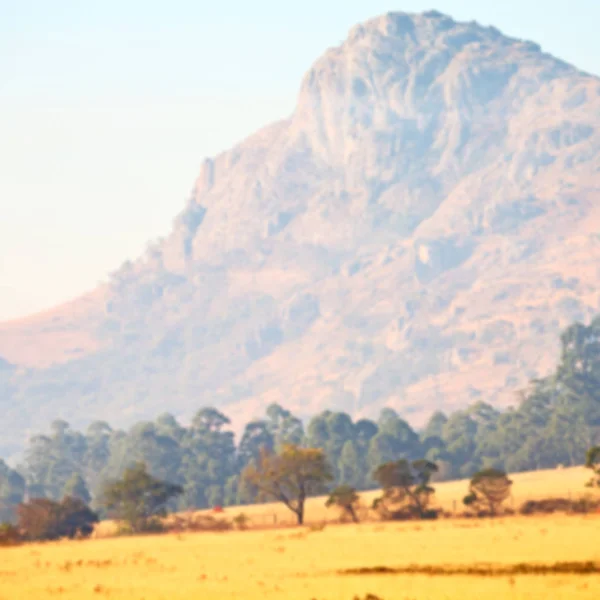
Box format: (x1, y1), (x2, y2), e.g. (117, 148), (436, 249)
(1, 0), (598, 321)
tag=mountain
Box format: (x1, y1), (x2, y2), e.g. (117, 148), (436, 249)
(1, 10), (600, 458)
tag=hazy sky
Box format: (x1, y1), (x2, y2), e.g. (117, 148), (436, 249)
(1, 0), (599, 321)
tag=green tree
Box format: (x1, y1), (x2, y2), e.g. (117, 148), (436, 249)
(325, 485), (360, 523)
(265, 404), (304, 448)
(338, 440), (362, 487)
(180, 408), (236, 509)
(237, 420), (274, 470)
(367, 410), (421, 477)
(463, 468), (512, 516)
(241, 444), (332, 525)
(83, 421), (112, 490)
(100, 462), (183, 532)
(372, 459), (438, 520)
(0, 459), (25, 523)
(421, 411), (448, 441)
(155, 413), (186, 443)
(63, 473), (91, 504)
(102, 422), (182, 486)
(441, 412), (480, 477)
(585, 446), (600, 487)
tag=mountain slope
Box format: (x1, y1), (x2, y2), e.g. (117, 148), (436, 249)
(1, 11), (600, 457)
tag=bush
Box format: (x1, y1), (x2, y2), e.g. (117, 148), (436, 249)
(519, 497), (600, 515)
(371, 459), (439, 521)
(232, 513), (249, 530)
(0, 522), (21, 546)
(17, 497), (98, 541)
(116, 517), (165, 536)
(167, 513), (232, 533)
(326, 485), (361, 523)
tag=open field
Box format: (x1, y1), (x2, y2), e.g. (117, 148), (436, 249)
(2, 466), (600, 599)
(211, 465), (598, 528)
(2, 514), (600, 599)
(94, 465), (598, 535)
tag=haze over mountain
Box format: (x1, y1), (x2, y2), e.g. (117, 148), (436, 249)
(1, 10), (599, 458)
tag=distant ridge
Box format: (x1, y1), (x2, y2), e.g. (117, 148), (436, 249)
(1, 10), (599, 457)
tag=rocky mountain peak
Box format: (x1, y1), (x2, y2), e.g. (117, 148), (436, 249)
(292, 11), (577, 164)
(1, 11), (599, 458)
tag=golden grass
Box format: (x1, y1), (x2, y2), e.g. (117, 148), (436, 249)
(193, 465), (599, 528)
(91, 466), (598, 539)
(2, 514), (600, 599)
(2, 467), (600, 599)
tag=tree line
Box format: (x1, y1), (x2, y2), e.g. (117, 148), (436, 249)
(1, 317), (600, 524)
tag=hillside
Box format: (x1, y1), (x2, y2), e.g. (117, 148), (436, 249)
(1, 10), (600, 457)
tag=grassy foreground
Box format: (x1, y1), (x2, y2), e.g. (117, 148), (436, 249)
(2, 466), (600, 599)
(2, 514), (600, 599)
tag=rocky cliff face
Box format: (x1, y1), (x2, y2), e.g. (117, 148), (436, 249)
(1, 11), (600, 456)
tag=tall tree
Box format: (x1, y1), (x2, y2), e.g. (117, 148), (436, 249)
(180, 408), (236, 509)
(63, 473), (91, 504)
(100, 462), (182, 532)
(338, 440), (362, 488)
(237, 420), (274, 470)
(265, 404), (304, 448)
(241, 444), (332, 525)
(0, 459), (25, 523)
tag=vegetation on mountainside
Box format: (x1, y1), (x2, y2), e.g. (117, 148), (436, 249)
(0, 319), (599, 520)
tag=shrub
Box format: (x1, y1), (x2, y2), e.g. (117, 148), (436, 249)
(0, 522), (21, 546)
(325, 485), (360, 523)
(17, 497), (98, 541)
(232, 513), (249, 530)
(100, 463), (183, 533)
(372, 459), (438, 521)
(167, 513), (231, 533)
(519, 497), (600, 515)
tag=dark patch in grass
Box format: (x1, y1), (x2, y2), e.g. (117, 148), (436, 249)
(339, 561), (600, 577)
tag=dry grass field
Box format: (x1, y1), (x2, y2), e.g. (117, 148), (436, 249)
(90, 465), (599, 537)
(2, 466), (600, 600)
(209, 465), (597, 528)
(2, 515), (600, 599)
